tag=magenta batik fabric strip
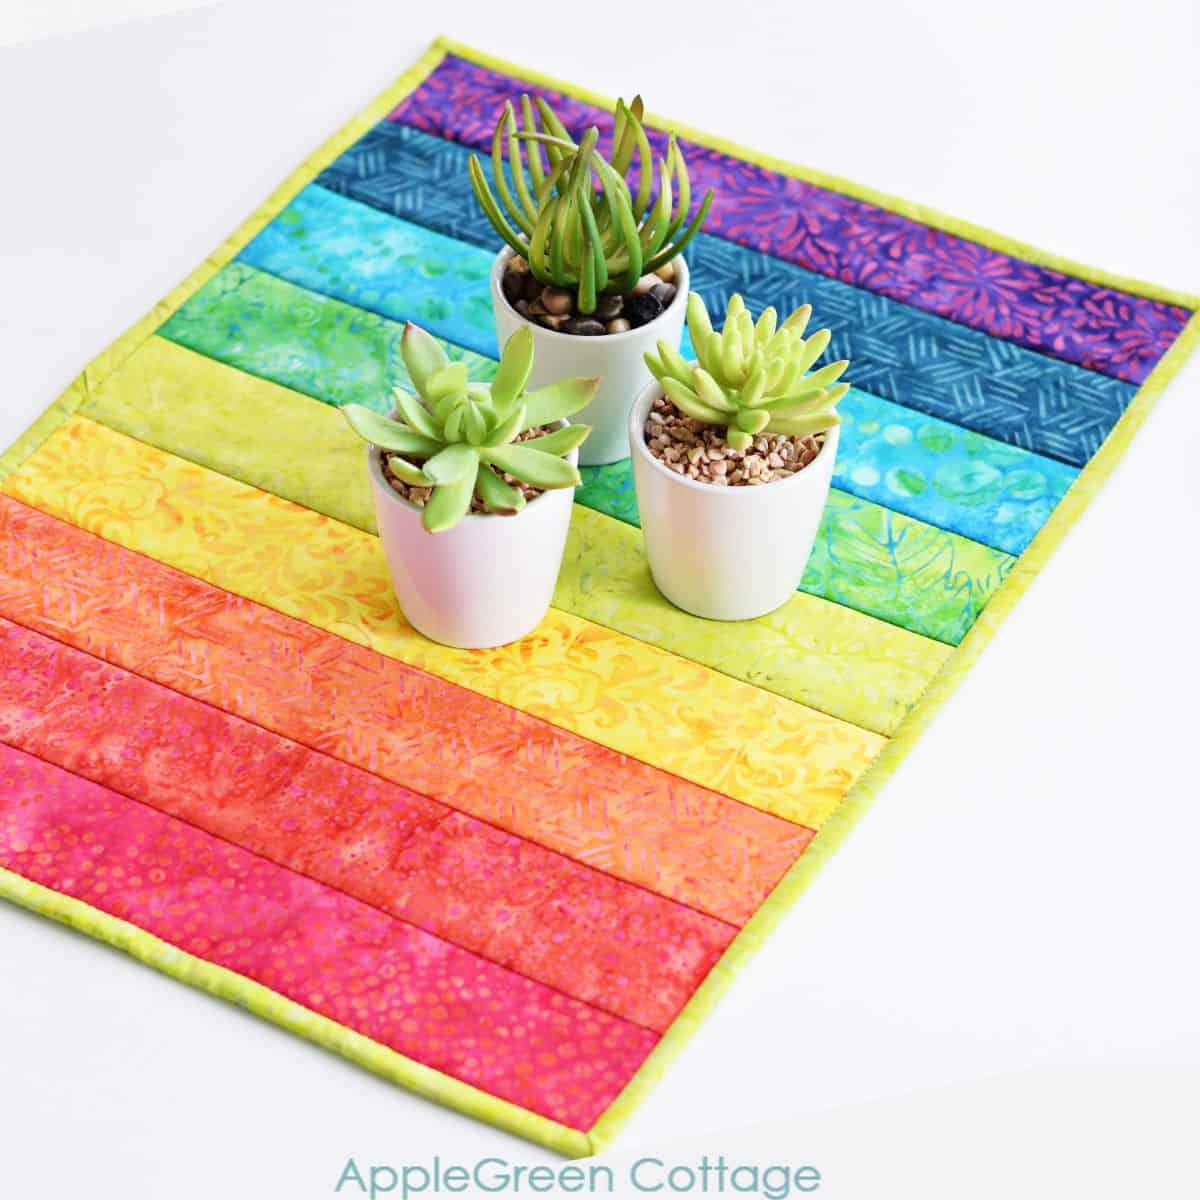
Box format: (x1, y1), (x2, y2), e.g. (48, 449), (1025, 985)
(388, 52), (1189, 385)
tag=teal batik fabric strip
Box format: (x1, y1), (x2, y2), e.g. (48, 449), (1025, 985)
(238, 185), (499, 359)
(576, 464), (1011, 645)
(830, 397), (1077, 557)
(235, 185), (1074, 556)
(158, 261), (1011, 643)
(159, 262), (496, 411)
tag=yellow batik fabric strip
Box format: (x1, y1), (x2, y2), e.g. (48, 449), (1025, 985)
(3, 416), (886, 829)
(83, 336), (947, 737)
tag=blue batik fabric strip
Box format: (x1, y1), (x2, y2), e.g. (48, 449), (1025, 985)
(239, 184), (1077, 556)
(317, 120), (1136, 468)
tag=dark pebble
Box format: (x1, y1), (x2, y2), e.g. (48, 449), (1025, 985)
(594, 295), (624, 321)
(650, 282), (677, 309)
(501, 270), (525, 307)
(521, 274), (543, 301)
(515, 299), (532, 318)
(537, 312), (568, 332)
(625, 292), (664, 328)
(564, 316), (605, 336)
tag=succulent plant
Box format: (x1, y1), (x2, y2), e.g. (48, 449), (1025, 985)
(468, 94), (713, 315)
(343, 323), (596, 532)
(645, 293), (850, 452)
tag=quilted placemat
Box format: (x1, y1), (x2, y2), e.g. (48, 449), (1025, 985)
(1, 37), (1196, 1157)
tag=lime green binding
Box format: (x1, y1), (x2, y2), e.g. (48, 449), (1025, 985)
(2, 35), (1198, 1158)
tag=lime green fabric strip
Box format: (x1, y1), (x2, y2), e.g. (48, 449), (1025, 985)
(159, 262), (1013, 645)
(85, 336), (948, 736)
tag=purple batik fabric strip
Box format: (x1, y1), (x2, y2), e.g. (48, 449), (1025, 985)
(388, 54), (1190, 386)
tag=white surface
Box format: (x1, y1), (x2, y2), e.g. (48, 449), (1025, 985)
(1, 1), (1198, 1196)
(629, 387), (839, 621)
(492, 250), (690, 465)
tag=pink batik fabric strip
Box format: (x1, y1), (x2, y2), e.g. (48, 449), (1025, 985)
(0, 614), (734, 1033)
(0, 740), (657, 1130)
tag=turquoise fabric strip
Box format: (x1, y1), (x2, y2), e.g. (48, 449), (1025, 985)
(158, 261), (1013, 644)
(236, 185), (1074, 556)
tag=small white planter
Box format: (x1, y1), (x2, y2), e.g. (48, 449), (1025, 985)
(628, 382), (840, 621)
(367, 438), (578, 649)
(490, 249), (689, 467)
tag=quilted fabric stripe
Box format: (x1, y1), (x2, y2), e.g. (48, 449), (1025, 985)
(0, 492), (809, 926)
(382, 53), (1191, 386)
(2, 419), (887, 829)
(249, 179), (1101, 482)
(0, 615), (737, 1030)
(159, 263), (1014, 642)
(84, 335), (949, 733)
(0, 741), (655, 1129)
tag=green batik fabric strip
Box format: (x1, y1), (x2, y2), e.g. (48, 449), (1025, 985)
(159, 261), (497, 409)
(576, 465), (1011, 645)
(158, 262), (1013, 644)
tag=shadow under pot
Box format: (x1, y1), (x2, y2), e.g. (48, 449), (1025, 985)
(628, 380), (840, 622)
(490, 248), (689, 467)
(366, 430), (579, 649)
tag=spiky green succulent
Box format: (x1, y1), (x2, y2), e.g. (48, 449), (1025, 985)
(468, 94), (713, 314)
(343, 323), (595, 532)
(645, 293), (850, 452)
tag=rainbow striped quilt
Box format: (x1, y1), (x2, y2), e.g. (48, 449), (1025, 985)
(1, 38), (1196, 1156)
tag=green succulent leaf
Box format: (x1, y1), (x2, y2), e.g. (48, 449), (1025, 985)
(342, 404), (442, 457)
(490, 325), (535, 414)
(464, 404), (488, 446)
(692, 367), (736, 415)
(391, 387), (440, 440)
(422, 473), (476, 533)
(520, 423), (592, 456)
(475, 464), (527, 514)
(400, 323), (450, 396)
(735, 407), (770, 434)
(423, 443), (479, 485)
(726, 428), (753, 452)
(485, 401), (527, 448)
(662, 377), (728, 425)
(523, 377), (600, 428)
(381, 455), (433, 487)
(427, 362), (469, 407)
(482, 443), (582, 490)
(768, 410), (842, 438)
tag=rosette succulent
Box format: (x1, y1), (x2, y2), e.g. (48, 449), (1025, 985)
(343, 323), (596, 532)
(468, 93), (713, 314)
(645, 293), (850, 451)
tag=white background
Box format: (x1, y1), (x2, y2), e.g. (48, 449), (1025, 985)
(1, 2), (1198, 1196)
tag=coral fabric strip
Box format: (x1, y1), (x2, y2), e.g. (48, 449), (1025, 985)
(2, 419), (886, 829)
(0, 492), (806, 927)
(384, 54), (1190, 386)
(159, 263), (1014, 642)
(0, 742), (655, 1129)
(0, 614), (737, 1031)
(308, 149), (1138, 467)
(84, 336), (949, 734)
(244, 181), (1083, 509)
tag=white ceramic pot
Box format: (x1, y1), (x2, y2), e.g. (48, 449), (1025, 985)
(367, 438), (578, 649)
(628, 382), (840, 621)
(490, 249), (689, 467)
